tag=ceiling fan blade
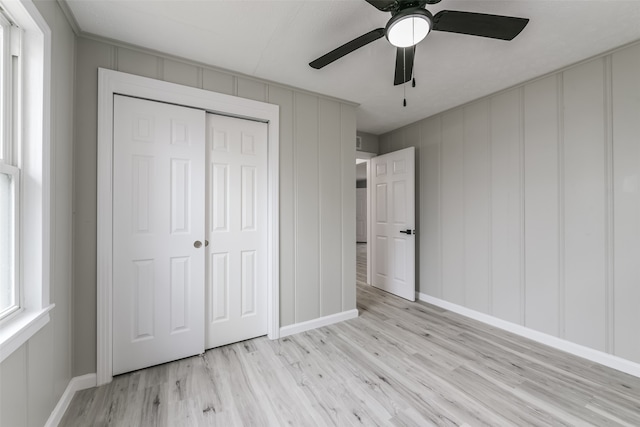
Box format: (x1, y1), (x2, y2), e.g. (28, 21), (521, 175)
(309, 28), (386, 69)
(432, 10), (529, 41)
(363, 0), (398, 12)
(394, 46), (415, 86)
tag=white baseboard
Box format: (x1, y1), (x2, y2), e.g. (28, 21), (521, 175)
(45, 373), (97, 427)
(417, 293), (640, 379)
(279, 309), (359, 338)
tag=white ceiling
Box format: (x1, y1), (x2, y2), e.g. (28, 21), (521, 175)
(64, 0), (640, 135)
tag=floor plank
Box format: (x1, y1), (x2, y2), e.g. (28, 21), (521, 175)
(60, 243), (640, 426)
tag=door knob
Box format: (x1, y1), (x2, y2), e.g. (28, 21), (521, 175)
(399, 229), (415, 235)
(205, 240), (209, 247)
(194, 240), (202, 248)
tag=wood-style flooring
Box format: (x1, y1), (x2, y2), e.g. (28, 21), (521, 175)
(60, 244), (640, 426)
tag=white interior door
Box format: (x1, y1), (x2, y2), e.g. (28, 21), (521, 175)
(112, 95), (206, 375)
(371, 147), (416, 301)
(206, 113), (268, 349)
(356, 188), (368, 242)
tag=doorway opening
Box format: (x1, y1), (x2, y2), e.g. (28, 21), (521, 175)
(355, 151), (376, 289)
(355, 147), (417, 302)
(356, 158), (368, 289)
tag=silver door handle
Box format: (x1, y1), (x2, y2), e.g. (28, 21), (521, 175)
(194, 240), (202, 248)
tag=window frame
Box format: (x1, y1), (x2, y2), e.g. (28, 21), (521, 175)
(0, 10), (11, 164)
(0, 8), (19, 322)
(0, 0), (53, 363)
(0, 163), (20, 320)
(0, 11), (11, 163)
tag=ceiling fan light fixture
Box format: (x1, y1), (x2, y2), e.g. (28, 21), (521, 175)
(386, 8), (432, 48)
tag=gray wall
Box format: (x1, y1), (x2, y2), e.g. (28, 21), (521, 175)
(356, 163), (367, 182)
(0, 1), (75, 426)
(380, 41), (640, 365)
(73, 37), (357, 375)
(356, 131), (379, 154)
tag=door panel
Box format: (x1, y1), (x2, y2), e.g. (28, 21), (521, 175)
(241, 250), (257, 315)
(170, 256), (190, 332)
(371, 147), (416, 301)
(210, 252), (229, 322)
(113, 95), (206, 375)
(211, 163), (229, 232)
(206, 114), (268, 349)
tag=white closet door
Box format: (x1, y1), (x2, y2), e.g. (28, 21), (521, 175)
(371, 147), (416, 301)
(206, 113), (268, 349)
(113, 95), (206, 375)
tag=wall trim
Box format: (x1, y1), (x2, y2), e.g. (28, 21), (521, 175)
(417, 293), (640, 379)
(97, 68), (280, 386)
(55, 0), (81, 35)
(280, 309), (358, 338)
(0, 305), (53, 363)
(45, 373), (97, 427)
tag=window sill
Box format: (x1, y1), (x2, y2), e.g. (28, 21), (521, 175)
(0, 304), (54, 363)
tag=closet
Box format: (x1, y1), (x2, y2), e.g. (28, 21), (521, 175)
(112, 95), (268, 375)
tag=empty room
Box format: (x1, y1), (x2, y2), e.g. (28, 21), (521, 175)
(1, 0), (640, 425)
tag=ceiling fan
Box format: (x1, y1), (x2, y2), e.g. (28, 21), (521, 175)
(309, 0), (529, 86)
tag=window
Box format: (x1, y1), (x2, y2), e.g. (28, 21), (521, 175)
(0, 8), (19, 321)
(0, 164), (19, 318)
(0, 0), (51, 363)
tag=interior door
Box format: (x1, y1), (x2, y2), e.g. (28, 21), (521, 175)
(206, 113), (268, 349)
(112, 95), (206, 375)
(371, 147), (416, 301)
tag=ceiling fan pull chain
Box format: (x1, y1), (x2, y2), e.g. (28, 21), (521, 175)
(403, 82), (407, 107)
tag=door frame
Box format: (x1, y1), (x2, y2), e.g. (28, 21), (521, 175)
(356, 151), (376, 285)
(96, 68), (280, 386)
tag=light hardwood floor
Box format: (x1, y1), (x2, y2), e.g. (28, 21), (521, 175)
(61, 244), (640, 426)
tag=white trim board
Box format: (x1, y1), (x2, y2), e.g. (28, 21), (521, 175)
(280, 309), (359, 338)
(45, 373), (97, 427)
(417, 293), (640, 379)
(97, 68), (280, 386)
(0, 305), (53, 362)
(355, 151), (377, 160)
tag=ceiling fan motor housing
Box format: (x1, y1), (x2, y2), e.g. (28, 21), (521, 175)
(385, 7), (434, 47)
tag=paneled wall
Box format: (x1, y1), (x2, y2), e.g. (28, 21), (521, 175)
(356, 131), (379, 154)
(0, 2), (75, 426)
(379, 41), (640, 364)
(74, 37), (357, 375)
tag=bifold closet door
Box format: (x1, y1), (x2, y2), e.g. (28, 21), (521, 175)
(205, 113), (268, 349)
(112, 95), (206, 375)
